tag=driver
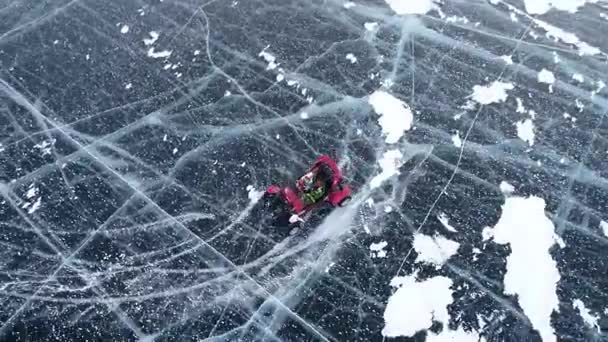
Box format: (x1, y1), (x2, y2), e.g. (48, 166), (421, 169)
(297, 170), (326, 205)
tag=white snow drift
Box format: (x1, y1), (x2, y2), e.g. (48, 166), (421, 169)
(489, 196), (561, 342)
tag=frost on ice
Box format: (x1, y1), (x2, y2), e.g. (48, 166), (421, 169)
(368, 90), (414, 144)
(22, 184), (42, 214)
(470, 81), (514, 105)
(382, 275), (453, 337)
(413, 234), (460, 267)
(489, 196), (560, 342)
(370, 149), (403, 189)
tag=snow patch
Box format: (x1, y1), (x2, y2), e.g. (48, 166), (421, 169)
(500, 55), (513, 64)
(534, 17), (601, 56)
(259, 47), (278, 70)
(437, 213), (458, 232)
(368, 91), (414, 144)
(343, 1), (355, 8)
(500, 181), (515, 194)
(345, 53), (357, 63)
(523, 0), (598, 15)
(147, 48), (172, 59)
(382, 275), (453, 338)
(516, 98), (525, 113)
(143, 31), (159, 46)
(370, 241), (388, 258)
(370, 150), (403, 189)
(364, 22), (379, 31)
(516, 119), (535, 146)
(383, 0), (439, 15)
(600, 221), (608, 237)
(470, 81), (514, 105)
(451, 132), (462, 147)
(573, 299), (600, 332)
(125, 83), (132, 89)
(120, 25), (129, 34)
(246, 185), (264, 204)
(489, 196), (560, 342)
(413, 234), (460, 267)
(34, 139), (55, 156)
(427, 327), (485, 342)
(482, 226), (494, 241)
(538, 69), (555, 93)
(27, 197), (42, 214)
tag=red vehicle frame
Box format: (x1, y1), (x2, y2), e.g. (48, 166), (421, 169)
(265, 155), (352, 218)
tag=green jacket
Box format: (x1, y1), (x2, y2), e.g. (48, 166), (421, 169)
(302, 185), (325, 205)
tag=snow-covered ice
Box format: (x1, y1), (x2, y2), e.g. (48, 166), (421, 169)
(470, 81), (514, 105)
(516, 119), (535, 146)
(370, 149), (403, 189)
(382, 275), (453, 337)
(368, 90), (414, 144)
(413, 234), (460, 267)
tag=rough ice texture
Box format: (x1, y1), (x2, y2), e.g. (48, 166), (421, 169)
(471, 81), (514, 105)
(383, 0), (438, 15)
(382, 275), (453, 337)
(413, 234), (460, 267)
(368, 90), (414, 144)
(370, 149), (403, 189)
(490, 196), (560, 342)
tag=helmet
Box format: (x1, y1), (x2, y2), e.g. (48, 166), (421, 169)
(301, 172), (315, 190)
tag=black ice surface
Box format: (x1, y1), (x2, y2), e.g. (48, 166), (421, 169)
(0, 0), (607, 341)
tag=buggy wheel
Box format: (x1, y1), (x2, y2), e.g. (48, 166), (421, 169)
(338, 196), (351, 207)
